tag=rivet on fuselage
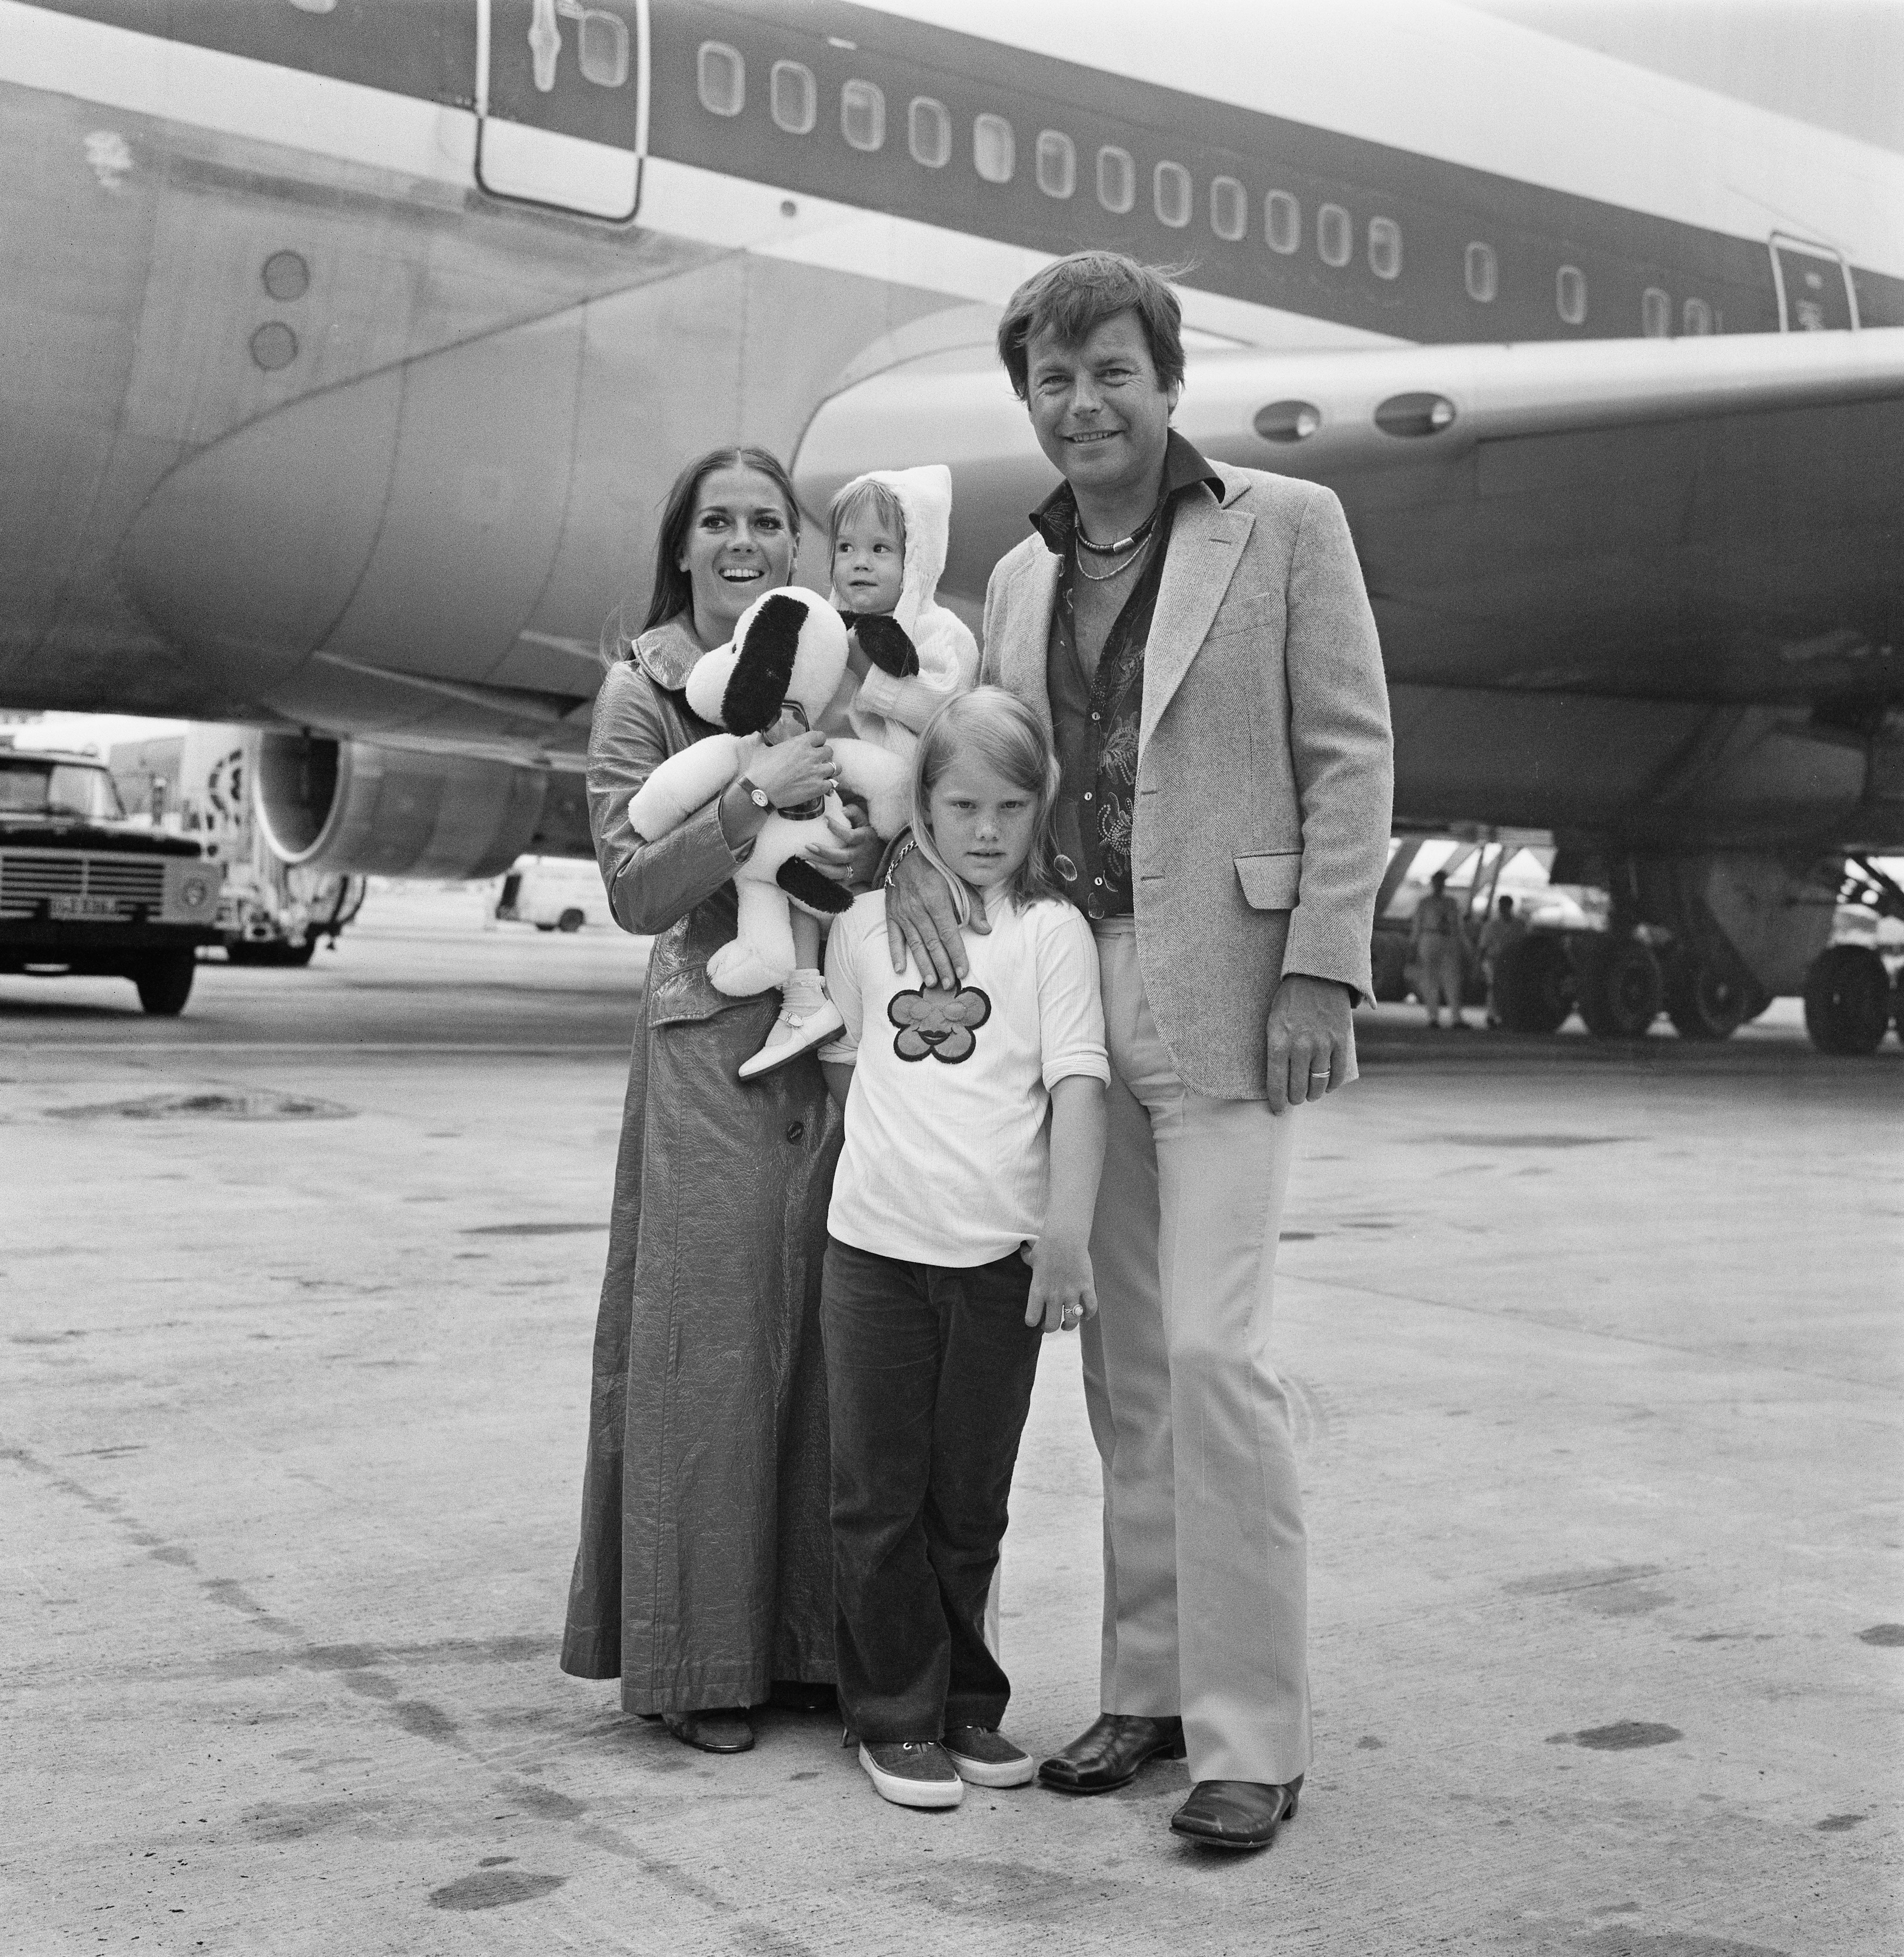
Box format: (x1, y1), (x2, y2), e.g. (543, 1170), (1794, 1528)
(250, 322), (299, 371)
(262, 251), (310, 302)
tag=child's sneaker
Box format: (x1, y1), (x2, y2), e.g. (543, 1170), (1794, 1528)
(942, 1724), (1036, 1787)
(858, 1740), (965, 1809)
(737, 971), (843, 1081)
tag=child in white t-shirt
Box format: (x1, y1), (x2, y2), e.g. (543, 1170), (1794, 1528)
(817, 687), (1108, 1812)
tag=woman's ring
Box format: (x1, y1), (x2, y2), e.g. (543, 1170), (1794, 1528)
(1310, 1069), (1330, 1079)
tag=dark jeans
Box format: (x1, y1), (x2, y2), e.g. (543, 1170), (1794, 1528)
(821, 1236), (1045, 1744)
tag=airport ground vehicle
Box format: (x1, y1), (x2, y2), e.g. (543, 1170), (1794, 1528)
(1372, 837), (1904, 1047)
(111, 728), (365, 966)
(0, 738), (221, 1012)
(495, 856), (604, 933)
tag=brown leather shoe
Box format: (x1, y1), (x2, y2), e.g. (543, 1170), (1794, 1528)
(662, 1707), (754, 1754)
(1168, 1776), (1302, 1849)
(1036, 1713), (1186, 1795)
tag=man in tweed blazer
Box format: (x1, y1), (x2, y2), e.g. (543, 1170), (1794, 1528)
(887, 252), (1392, 1851)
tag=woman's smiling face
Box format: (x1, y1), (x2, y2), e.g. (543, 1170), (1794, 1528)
(678, 466), (797, 643)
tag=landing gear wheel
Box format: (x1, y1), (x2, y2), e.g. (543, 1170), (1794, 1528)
(557, 908), (585, 934)
(1573, 937), (1663, 1038)
(1492, 935), (1575, 1034)
(1664, 952), (1756, 1042)
(1802, 945), (1891, 1054)
(133, 951), (196, 1017)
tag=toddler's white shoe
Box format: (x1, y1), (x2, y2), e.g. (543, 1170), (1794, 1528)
(737, 996), (844, 1080)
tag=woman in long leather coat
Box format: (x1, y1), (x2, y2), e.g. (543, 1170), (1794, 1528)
(560, 448), (877, 1753)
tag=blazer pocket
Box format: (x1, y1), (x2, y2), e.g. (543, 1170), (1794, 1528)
(1235, 851), (1302, 910)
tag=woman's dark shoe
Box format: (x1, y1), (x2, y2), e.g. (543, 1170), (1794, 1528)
(1036, 1713), (1186, 1795)
(1168, 1775), (1302, 1850)
(661, 1707), (754, 1754)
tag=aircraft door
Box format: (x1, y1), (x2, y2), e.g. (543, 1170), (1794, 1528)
(1769, 234), (1859, 331)
(477, 0), (647, 219)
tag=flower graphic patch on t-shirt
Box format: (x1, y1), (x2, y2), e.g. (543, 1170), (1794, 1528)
(887, 983), (992, 1064)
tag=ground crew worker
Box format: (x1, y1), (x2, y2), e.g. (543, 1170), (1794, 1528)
(1477, 894), (1526, 1028)
(1410, 870), (1468, 1029)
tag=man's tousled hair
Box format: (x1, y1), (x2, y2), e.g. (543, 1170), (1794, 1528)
(996, 251), (1186, 401)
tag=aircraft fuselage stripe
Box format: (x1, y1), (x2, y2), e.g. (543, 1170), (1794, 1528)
(17, 0), (1904, 343)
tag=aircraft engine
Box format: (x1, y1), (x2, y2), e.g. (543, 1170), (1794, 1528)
(253, 733), (561, 880)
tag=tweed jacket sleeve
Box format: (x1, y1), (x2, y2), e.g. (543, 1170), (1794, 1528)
(1279, 484), (1394, 1003)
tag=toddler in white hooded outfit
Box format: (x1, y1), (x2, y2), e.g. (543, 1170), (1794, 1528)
(740, 464), (980, 1079)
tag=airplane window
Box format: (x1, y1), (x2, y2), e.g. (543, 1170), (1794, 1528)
(910, 97), (951, 168)
(697, 42), (744, 117)
(1557, 264), (1587, 325)
(771, 61), (816, 135)
(1683, 296), (1713, 336)
(974, 113), (1015, 184)
(1464, 241), (1497, 303)
(1368, 216), (1402, 280)
(1317, 203), (1352, 268)
(576, 10), (628, 89)
(1209, 176), (1246, 241)
(1098, 146), (1135, 214)
(1265, 190), (1300, 254)
(1641, 287), (1670, 338)
(1036, 130), (1075, 199)
(842, 79), (884, 152)
(1154, 161), (1192, 228)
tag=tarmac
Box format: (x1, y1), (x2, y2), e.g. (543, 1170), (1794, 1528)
(4, 885), (1900, 1956)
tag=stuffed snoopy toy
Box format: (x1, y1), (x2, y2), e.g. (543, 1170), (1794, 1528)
(627, 587), (911, 1025)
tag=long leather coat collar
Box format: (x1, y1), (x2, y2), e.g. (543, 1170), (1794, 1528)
(630, 614), (705, 693)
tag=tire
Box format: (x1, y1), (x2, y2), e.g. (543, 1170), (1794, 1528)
(1492, 934), (1574, 1034)
(1802, 945), (1891, 1055)
(133, 951), (196, 1016)
(1574, 937), (1663, 1038)
(535, 922), (557, 932)
(1664, 951), (1754, 1042)
(557, 908), (585, 934)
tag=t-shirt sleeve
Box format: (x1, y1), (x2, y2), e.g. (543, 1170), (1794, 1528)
(819, 903), (868, 1065)
(1033, 906), (1109, 1089)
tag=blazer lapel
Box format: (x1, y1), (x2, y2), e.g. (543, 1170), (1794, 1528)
(1000, 548), (1060, 746)
(1139, 486), (1254, 758)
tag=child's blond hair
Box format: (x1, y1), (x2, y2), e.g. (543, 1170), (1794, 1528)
(826, 477), (908, 555)
(911, 688), (1069, 923)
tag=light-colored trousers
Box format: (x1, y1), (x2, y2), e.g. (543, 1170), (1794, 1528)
(1082, 920), (1309, 1785)
(1418, 938), (1464, 1021)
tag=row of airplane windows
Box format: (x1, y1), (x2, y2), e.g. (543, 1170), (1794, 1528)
(695, 43), (1720, 337)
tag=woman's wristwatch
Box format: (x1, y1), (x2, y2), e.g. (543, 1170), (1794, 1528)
(737, 776), (771, 813)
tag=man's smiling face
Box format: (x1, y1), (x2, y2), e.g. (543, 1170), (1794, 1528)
(1024, 309), (1178, 511)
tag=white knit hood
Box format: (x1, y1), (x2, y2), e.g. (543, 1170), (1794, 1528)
(842, 464), (953, 638)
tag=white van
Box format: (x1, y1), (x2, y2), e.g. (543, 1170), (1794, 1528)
(495, 855), (604, 932)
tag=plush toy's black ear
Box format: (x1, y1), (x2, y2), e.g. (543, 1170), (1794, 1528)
(854, 613), (920, 678)
(722, 592), (806, 733)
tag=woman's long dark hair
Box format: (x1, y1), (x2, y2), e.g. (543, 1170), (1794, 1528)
(603, 448), (801, 660)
